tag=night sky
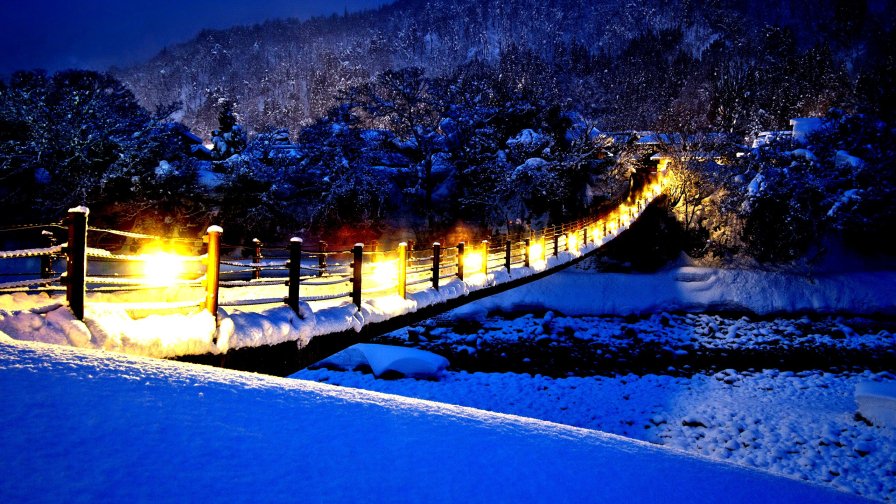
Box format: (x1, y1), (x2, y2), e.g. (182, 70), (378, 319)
(0, 0), (393, 77)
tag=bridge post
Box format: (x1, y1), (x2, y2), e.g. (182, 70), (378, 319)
(252, 238), (263, 280)
(481, 240), (489, 275)
(553, 232), (559, 257)
(204, 225), (223, 325)
(431, 242), (441, 291)
(523, 238), (530, 268)
(456, 242), (464, 281)
(351, 243), (363, 308)
(583, 227), (588, 246)
(398, 242), (408, 298)
(41, 229), (57, 279)
(64, 207), (88, 321)
(287, 237), (302, 315)
(318, 241), (327, 277)
(505, 240), (511, 273)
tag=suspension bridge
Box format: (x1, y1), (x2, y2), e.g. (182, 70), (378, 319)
(0, 172), (669, 374)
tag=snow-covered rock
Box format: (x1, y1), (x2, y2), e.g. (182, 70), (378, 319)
(512, 157), (551, 179)
(835, 150), (864, 170)
(791, 148), (816, 161)
(746, 173), (766, 197)
(154, 160), (175, 177)
(506, 129), (549, 152)
(314, 343), (449, 379)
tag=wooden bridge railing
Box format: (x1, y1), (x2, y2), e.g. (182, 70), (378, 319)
(0, 171), (669, 323)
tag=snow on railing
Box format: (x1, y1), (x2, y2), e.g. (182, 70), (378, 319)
(0, 245), (64, 259)
(0, 276), (62, 291)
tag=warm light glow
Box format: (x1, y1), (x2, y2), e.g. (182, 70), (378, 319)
(142, 252), (186, 286)
(567, 232), (579, 253)
(464, 250), (485, 275)
(529, 241), (544, 263)
(368, 260), (398, 288)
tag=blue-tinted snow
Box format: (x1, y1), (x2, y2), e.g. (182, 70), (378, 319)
(0, 338), (865, 503)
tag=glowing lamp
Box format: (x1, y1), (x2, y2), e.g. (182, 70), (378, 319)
(567, 232), (579, 253)
(142, 252), (186, 286)
(463, 250), (484, 275)
(529, 241), (544, 264)
(369, 260), (398, 288)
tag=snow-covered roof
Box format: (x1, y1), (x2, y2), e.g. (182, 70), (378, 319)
(636, 132), (679, 145)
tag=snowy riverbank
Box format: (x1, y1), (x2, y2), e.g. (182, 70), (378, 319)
(449, 266), (896, 318)
(298, 303), (893, 501)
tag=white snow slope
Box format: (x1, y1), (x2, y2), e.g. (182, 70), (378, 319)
(0, 336), (865, 503)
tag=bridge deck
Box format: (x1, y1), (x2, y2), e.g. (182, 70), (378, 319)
(182, 195), (666, 376)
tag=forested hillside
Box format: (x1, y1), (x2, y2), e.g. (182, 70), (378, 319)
(2, 0), (894, 263)
(117, 0), (896, 138)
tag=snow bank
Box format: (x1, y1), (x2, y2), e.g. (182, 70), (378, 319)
(449, 267), (896, 318)
(856, 382), (896, 428)
(0, 338), (863, 503)
(297, 364), (895, 501)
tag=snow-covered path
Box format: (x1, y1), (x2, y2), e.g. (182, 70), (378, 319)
(0, 337), (865, 503)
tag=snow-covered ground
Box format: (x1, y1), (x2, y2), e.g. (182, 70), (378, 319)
(293, 302), (896, 502)
(296, 366), (895, 501)
(0, 336), (867, 503)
